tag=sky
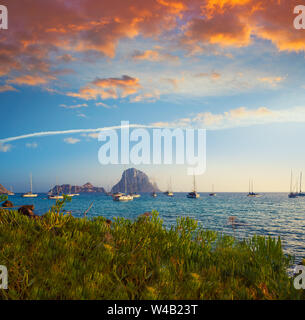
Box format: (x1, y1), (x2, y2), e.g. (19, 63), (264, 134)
(1, 0), (305, 192)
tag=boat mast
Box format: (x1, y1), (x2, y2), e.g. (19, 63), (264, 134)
(300, 172), (303, 193)
(30, 173), (33, 194)
(193, 174), (196, 192)
(124, 170), (127, 194)
(290, 170), (293, 194)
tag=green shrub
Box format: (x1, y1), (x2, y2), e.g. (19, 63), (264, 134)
(0, 205), (304, 300)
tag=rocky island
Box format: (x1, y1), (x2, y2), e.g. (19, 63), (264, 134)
(111, 168), (160, 194)
(49, 182), (106, 194)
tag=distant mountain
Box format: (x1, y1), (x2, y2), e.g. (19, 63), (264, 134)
(0, 184), (9, 194)
(49, 183), (106, 194)
(111, 168), (160, 193)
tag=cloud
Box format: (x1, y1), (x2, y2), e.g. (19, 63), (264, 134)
(7, 74), (55, 86)
(68, 75), (141, 100)
(151, 106), (305, 130)
(64, 137), (81, 144)
(258, 76), (285, 86)
(57, 54), (76, 63)
(162, 77), (184, 89)
(26, 142), (38, 148)
(77, 113), (87, 118)
(60, 103), (88, 109)
(0, 143), (12, 152)
(194, 72), (221, 80)
(132, 49), (179, 62)
(0, 84), (18, 93)
(95, 102), (117, 109)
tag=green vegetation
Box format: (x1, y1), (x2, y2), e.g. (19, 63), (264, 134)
(0, 198), (304, 300)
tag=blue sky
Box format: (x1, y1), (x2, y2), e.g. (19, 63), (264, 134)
(1, 0), (305, 192)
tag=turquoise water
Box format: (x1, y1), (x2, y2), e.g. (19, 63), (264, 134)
(8, 192), (305, 263)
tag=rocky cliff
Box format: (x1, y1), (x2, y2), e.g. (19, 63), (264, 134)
(111, 168), (160, 193)
(49, 183), (106, 194)
(0, 184), (10, 194)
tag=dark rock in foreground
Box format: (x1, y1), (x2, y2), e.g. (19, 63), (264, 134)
(18, 205), (35, 217)
(49, 182), (106, 194)
(2, 200), (13, 208)
(111, 168), (160, 194)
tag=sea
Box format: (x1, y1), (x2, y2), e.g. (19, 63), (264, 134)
(8, 192), (305, 264)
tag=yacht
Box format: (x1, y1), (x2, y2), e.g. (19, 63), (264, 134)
(48, 181), (63, 200)
(67, 185), (79, 197)
(297, 172), (305, 197)
(152, 192), (157, 198)
(164, 178), (174, 197)
(22, 174), (38, 198)
(247, 179), (261, 197)
(129, 171), (141, 198)
(8, 186), (15, 196)
(209, 184), (216, 197)
(289, 170), (298, 198)
(187, 175), (200, 198)
(113, 171), (133, 202)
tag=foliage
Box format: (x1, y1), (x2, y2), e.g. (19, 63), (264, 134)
(0, 205), (304, 300)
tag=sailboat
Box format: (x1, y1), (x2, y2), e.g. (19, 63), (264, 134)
(209, 184), (216, 197)
(8, 186), (15, 196)
(187, 174), (200, 198)
(247, 179), (261, 197)
(130, 170), (141, 198)
(48, 179), (64, 199)
(289, 170), (298, 198)
(67, 185), (79, 197)
(164, 178), (174, 197)
(297, 172), (305, 197)
(22, 173), (38, 198)
(113, 170), (133, 201)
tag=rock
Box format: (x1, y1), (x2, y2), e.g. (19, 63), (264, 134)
(2, 200), (13, 207)
(106, 219), (112, 225)
(49, 183), (106, 194)
(18, 205), (35, 217)
(111, 168), (161, 193)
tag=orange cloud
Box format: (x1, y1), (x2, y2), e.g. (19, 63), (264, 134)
(132, 49), (179, 62)
(7, 74), (55, 86)
(68, 75), (141, 100)
(258, 76), (285, 86)
(0, 0), (304, 92)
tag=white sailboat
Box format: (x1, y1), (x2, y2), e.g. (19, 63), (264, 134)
(187, 174), (200, 198)
(67, 185), (79, 197)
(48, 179), (63, 199)
(22, 173), (38, 198)
(8, 186), (15, 196)
(113, 170), (133, 201)
(164, 177), (174, 197)
(130, 170), (141, 198)
(297, 172), (305, 197)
